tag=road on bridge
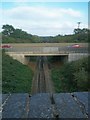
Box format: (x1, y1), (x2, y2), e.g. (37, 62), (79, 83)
(5, 43), (88, 53)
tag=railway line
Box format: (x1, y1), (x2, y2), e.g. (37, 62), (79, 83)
(2, 52), (88, 118)
(31, 56), (54, 95)
(31, 56), (59, 118)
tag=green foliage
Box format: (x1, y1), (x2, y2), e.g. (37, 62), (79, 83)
(74, 68), (88, 90)
(51, 57), (89, 93)
(73, 28), (89, 42)
(2, 24), (15, 36)
(2, 24), (33, 43)
(2, 24), (89, 43)
(2, 34), (33, 43)
(2, 52), (33, 93)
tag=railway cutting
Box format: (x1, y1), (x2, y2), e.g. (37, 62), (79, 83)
(31, 56), (54, 95)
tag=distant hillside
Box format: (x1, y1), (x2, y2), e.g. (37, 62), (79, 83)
(1, 24), (89, 43)
(2, 51), (33, 93)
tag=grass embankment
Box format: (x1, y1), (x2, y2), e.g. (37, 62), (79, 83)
(2, 51), (33, 93)
(51, 57), (89, 93)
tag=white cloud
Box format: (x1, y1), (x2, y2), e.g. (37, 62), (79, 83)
(2, 6), (82, 19)
(1, 5), (87, 36)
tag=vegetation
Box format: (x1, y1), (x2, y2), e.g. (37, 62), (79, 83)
(2, 51), (33, 93)
(2, 24), (33, 43)
(51, 56), (89, 93)
(1, 24), (90, 43)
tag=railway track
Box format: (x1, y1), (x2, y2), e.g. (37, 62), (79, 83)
(31, 56), (54, 95)
(31, 57), (59, 118)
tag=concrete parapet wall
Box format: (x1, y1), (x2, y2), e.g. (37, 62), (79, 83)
(43, 47), (58, 53)
(2, 92), (89, 118)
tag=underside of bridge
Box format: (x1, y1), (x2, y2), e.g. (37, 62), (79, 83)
(25, 55), (68, 63)
(25, 54), (68, 60)
(24, 55), (68, 71)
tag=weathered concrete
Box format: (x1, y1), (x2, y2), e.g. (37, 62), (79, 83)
(1, 92), (89, 119)
(7, 53), (25, 64)
(72, 92), (89, 115)
(2, 93), (29, 118)
(28, 93), (53, 118)
(53, 93), (87, 118)
(6, 52), (88, 65)
(2, 94), (11, 104)
(68, 53), (88, 62)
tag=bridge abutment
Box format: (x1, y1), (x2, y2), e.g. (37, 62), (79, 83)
(6, 53), (26, 64)
(68, 53), (88, 62)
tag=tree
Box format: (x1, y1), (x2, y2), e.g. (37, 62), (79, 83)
(11, 28), (33, 40)
(74, 28), (82, 34)
(74, 28), (89, 35)
(2, 24), (15, 36)
(74, 28), (89, 42)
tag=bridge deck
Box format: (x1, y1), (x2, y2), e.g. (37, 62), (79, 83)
(2, 92), (89, 119)
(4, 43), (88, 54)
(6, 46), (88, 53)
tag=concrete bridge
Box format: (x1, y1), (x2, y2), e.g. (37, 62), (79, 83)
(5, 43), (88, 64)
(2, 43), (89, 119)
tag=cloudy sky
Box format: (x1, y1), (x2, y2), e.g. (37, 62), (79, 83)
(0, 0), (89, 36)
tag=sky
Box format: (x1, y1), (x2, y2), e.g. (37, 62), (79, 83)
(0, 0), (89, 36)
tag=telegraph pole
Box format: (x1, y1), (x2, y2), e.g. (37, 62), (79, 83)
(77, 22), (81, 29)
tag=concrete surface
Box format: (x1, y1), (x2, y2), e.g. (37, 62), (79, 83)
(1, 92), (89, 119)
(53, 93), (87, 118)
(28, 93), (53, 118)
(2, 93), (29, 118)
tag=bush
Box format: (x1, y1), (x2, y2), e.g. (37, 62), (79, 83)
(74, 68), (88, 91)
(51, 56), (89, 92)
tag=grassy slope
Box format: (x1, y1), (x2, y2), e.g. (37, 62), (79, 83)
(51, 57), (89, 93)
(2, 51), (33, 93)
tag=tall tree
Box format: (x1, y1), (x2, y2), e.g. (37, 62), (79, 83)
(2, 24), (15, 36)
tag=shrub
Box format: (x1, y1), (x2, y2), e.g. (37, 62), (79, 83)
(51, 56), (89, 92)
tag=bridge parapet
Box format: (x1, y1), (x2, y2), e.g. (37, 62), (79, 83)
(6, 46), (88, 54)
(2, 92), (89, 118)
